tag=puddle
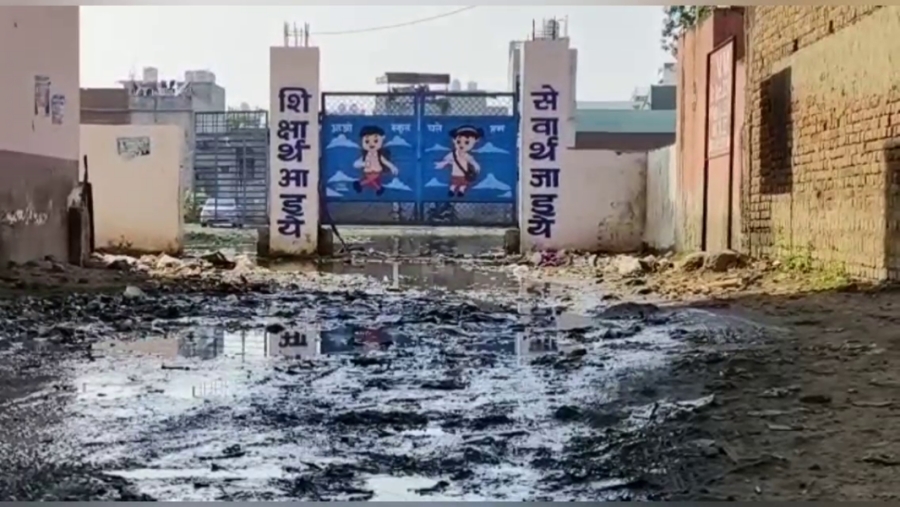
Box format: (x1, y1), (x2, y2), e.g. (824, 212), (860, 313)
(264, 260), (515, 292)
(338, 228), (506, 258)
(91, 324), (569, 363)
(0, 259), (742, 501)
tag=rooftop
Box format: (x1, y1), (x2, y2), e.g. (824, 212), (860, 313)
(575, 107), (676, 134)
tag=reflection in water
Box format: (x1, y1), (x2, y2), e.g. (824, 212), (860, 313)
(94, 327), (323, 361)
(318, 261), (514, 292)
(91, 323), (568, 366)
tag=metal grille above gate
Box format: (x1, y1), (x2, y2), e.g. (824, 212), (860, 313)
(193, 111), (269, 227)
(321, 91), (519, 227)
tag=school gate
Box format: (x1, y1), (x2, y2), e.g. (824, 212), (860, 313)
(320, 91), (519, 226)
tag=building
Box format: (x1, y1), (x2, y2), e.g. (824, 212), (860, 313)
(577, 64), (676, 150)
(508, 32), (675, 152)
(0, 7), (80, 264)
(355, 72), (512, 117)
(81, 66), (226, 191)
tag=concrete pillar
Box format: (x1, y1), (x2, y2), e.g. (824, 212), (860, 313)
(268, 47), (321, 257)
(519, 37), (573, 252)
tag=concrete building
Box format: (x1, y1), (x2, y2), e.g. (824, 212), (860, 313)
(0, 7), (80, 263)
(355, 72), (512, 116)
(81, 67), (226, 191)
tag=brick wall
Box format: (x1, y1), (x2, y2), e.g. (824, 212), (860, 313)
(744, 6), (898, 279)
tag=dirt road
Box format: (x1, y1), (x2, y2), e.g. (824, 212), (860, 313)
(523, 251), (900, 500)
(1, 231), (897, 500)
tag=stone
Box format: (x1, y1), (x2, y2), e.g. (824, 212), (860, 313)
(639, 255), (658, 272)
(232, 254), (256, 273)
(707, 277), (744, 289)
(154, 254), (181, 270)
(123, 285), (145, 299)
(705, 250), (742, 273)
(201, 251), (236, 270)
(614, 255), (645, 277)
(678, 252), (706, 272)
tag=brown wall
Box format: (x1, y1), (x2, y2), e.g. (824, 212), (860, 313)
(675, 9), (746, 252)
(80, 88), (130, 125)
(743, 6), (893, 279)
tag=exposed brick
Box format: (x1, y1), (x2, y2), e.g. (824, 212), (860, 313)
(744, 6), (900, 280)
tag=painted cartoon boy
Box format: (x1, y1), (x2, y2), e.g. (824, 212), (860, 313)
(352, 125), (399, 196)
(434, 125), (483, 198)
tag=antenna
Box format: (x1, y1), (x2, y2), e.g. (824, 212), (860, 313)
(283, 21), (309, 47)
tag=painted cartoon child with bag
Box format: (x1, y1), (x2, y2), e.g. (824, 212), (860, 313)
(353, 125), (399, 196)
(434, 125), (483, 198)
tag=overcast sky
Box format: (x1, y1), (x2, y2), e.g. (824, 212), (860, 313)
(80, 6), (671, 108)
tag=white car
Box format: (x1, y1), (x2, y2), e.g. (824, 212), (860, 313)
(200, 198), (241, 228)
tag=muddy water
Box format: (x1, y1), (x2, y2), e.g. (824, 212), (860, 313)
(0, 260), (728, 501)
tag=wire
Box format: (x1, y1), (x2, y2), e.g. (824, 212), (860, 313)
(312, 6), (477, 36)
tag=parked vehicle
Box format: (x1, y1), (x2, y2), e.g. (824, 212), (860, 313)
(200, 197), (241, 228)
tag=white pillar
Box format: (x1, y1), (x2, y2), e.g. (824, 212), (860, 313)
(268, 47), (321, 257)
(519, 38), (573, 252)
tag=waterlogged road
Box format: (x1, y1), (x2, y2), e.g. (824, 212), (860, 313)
(0, 261), (746, 501)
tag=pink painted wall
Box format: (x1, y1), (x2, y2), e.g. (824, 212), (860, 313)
(0, 7), (79, 159)
(675, 8), (745, 253)
(0, 7), (80, 263)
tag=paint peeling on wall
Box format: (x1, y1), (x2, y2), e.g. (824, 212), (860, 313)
(1, 206), (50, 226)
(51, 93), (65, 125)
(116, 136), (151, 160)
(33, 75), (50, 117)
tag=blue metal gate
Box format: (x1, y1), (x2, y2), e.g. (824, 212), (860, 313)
(321, 91), (519, 226)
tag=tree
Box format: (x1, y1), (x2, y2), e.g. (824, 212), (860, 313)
(661, 6), (714, 56)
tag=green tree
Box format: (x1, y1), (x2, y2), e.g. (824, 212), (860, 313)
(661, 6), (714, 56)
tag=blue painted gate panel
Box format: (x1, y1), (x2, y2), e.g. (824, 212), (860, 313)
(323, 116), (419, 203)
(419, 116), (518, 204)
(321, 91), (518, 227)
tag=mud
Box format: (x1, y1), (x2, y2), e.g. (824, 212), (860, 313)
(0, 230), (777, 501)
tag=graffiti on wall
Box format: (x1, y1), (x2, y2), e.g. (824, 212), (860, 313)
(1, 206), (49, 226)
(525, 84), (562, 239)
(116, 136), (151, 160)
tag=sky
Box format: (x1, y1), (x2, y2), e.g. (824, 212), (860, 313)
(80, 6), (672, 108)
